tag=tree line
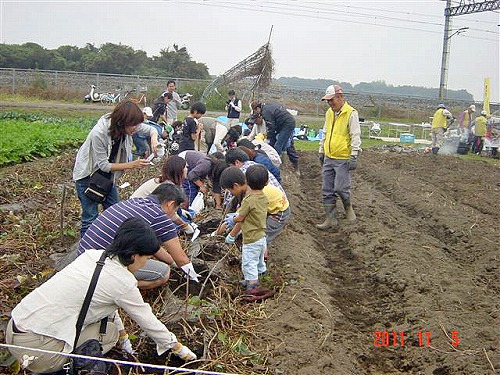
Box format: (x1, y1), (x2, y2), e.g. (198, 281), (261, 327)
(0, 42), (210, 79)
(0, 42), (473, 101)
(276, 77), (473, 101)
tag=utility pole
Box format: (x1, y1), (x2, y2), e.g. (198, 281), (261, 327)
(438, 0), (452, 102)
(438, 0), (500, 101)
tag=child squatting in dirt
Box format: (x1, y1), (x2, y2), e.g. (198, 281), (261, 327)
(216, 161), (290, 260)
(218, 165), (275, 301)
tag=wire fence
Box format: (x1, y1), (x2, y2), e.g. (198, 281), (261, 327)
(0, 67), (497, 119)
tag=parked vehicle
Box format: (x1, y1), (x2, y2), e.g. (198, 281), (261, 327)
(83, 85), (105, 103)
(180, 93), (193, 110)
(100, 89), (124, 104)
(124, 89), (147, 106)
(294, 124), (309, 140)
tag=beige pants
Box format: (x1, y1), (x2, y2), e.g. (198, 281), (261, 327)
(213, 123), (229, 153)
(227, 118), (240, 127)
(431, 127), (445, 148)
(6, 319), (119, 372)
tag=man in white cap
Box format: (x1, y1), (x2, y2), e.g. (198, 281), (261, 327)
(317, 84), (361, 230)
(430, 103), (453, 155)
(458, 104), (476, 132)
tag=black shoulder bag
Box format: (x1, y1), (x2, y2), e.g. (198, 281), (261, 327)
(64, 252), (109, 375)
(84, 138), (122, 203)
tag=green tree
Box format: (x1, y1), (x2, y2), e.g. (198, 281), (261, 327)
(151, 44), (209, 79)
(84, 43), (147, 75)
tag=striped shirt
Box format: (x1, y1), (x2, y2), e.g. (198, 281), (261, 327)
(78, 195), (177, 255)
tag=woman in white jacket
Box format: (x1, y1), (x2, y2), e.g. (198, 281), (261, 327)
(5, 218), (197, 373)
(73, 101), (158, 237)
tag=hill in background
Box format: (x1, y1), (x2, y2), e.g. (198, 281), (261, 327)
(276, 76), (473, 101)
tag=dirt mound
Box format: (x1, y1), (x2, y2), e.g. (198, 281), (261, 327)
(0, 149), (499, 374)
(258, 150), (499, 374)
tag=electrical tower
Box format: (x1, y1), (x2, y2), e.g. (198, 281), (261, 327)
(438, 0), (499, 101)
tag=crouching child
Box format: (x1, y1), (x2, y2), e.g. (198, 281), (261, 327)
(217, 166), (291, 260)
(220, 165), (274, 301)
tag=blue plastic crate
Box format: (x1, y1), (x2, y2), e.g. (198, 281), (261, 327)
(400, 133), (415, 144)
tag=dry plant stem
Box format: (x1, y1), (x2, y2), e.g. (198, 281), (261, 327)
(184, 279), (190, 319)
(483, 348), (496, 372)
(198, 242), (232, 297)
(59, 184), (66, 246)
(438, 322), (458, 352)
(113, 362), (122, 375)
(215, 201), (232, 234)
(130, 352), (145, 372)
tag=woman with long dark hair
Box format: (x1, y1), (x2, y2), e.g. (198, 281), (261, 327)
(131, 156), (198, 233)
(5, 218), (196, 374)
(73, 101), (159, 237)
(131, 155), (187, 198)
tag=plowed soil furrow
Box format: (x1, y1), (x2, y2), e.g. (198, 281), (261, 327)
(260, 151), (499, 374)
(1, 149), (499, 375)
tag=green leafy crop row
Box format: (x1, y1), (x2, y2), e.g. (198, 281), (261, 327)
(0, 113), (96, 166)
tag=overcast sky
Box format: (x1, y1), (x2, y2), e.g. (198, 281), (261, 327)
(1, 0), (498, 102)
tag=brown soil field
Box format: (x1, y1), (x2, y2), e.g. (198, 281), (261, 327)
(0, 149), (499, 374)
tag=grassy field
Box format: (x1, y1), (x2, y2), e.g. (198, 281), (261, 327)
(0, 105), (498, 167)
(0, 113), (95, 165)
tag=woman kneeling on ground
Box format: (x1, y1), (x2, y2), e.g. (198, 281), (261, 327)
(5, 218), (196, 374)
(131, 155), (197, 235)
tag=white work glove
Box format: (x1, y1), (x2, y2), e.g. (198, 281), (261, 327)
(172, 343), (197, 361)
(119, 335), (137, 355)
(223, 213), (237, 229)
(225, 233), (236, 244)
(180, 262), (201, 282)
(183, 222), (196, 235)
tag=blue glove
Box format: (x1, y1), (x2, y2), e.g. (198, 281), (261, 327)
(224, 213), (237, 229)
(225, 233), (236, 244)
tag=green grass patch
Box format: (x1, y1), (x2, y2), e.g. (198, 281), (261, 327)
(0, 114), (94, 165)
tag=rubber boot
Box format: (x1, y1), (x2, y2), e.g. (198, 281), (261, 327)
(343, 201), (357, 222)
(316, 204), (338, 230)
(292, 160), (301, 176)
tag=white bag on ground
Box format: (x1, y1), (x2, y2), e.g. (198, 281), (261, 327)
(190, 192), (205, 214)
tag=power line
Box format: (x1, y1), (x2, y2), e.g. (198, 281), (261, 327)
(175, 0), (498, 42)
(286, 0), (499, 23)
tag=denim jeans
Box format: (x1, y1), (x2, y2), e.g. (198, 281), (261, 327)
(75, 176), (120, 238)
(132, 134), (150, 157)
(286, 138), (299, 166)
(266, 206), (291, 245)
(241, 237), (267, 282)
(273, 123), (295, 156)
